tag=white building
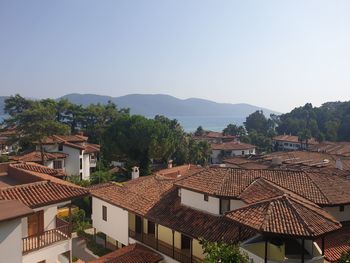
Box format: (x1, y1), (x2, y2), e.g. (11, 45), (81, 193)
(272, 135), (318, 151)
(210, 141), (256, 164)
(0, 162), (88, 263)
(89, 165), (350, 263)
(37, 135), (100, 180)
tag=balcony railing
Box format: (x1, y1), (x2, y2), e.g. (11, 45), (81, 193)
(22, 218), (71, 254)
(129, 229), (200, 263)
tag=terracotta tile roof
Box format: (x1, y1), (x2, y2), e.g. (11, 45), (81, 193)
(273, 135), (318, 145)
(226, 194), (341, 238)
(0, 180), (88, 208)
(146, 189), (256, 243)
(155, 164), (202, 179)
(42, 135), (88, 144)
(90, 243), (163, 263)
(262, 151), (350, 171)
(0, 200), (34, 222)
(205, 131), (236, 139)
(211, 141), (255, 151)
(11, 151), (67, 163)
(90, 165), (200, 216)
(11, 162), (66, 177)
(310, 141), (350, 157)
(174, 168), (350, 206)
(316, 223), (350, 262)
(84, 143), (100, 154)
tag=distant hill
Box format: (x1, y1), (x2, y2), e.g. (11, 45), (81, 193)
(59, 93), (280, 118)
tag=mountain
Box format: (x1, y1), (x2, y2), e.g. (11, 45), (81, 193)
(59, 93), (280, 118)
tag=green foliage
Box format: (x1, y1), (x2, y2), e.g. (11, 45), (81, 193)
(0, 155), (9, 163)
(223, 124), (247, 136)
(200, 239), (249, 263)
(67, 175), (91, 187)
(77, 231), (112, 257)
(338, 242), (350, 263)
(194, 126), (205, 136)
(188, 139), (211, 166)
(90, 170), (113, 185)
(277, 102), (350, 142)
(62, 209), (92, 233)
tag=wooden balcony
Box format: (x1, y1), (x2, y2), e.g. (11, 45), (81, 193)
(22, 218), (72, 254)
(129, 229), (201, 263)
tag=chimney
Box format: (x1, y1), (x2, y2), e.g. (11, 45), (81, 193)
(167, 160), (173, 169)
(272, 157), (282, 166)
(336, 159), (343, 170)
(131, 166), (139, 179)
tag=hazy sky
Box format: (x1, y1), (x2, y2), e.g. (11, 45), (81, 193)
(1, 1), (350, 112)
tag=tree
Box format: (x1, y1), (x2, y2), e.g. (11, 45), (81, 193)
(244, 110), (270, 135)
(5, 101), (70, 163)
(90, 170), (113, 185)
(188, 139), (211, 166)
(200, 239), (249, 263)
(194, 126), (205, 136)
(223, 124), (246, 137)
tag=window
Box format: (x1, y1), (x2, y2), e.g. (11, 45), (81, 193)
(340, 205), (345, 212)
(220, 199), (230, 215)
(58, 144), (63, 151)
(80, 158), (83, 169)
(53, 160), (62, 169)
(204, 194), (209, 202)
(241, 151), (245, 155)
(102, 205), (107, 221)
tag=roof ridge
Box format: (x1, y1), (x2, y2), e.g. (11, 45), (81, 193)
(260, 199), (275, 231)
(286, 195), (315, 236)
(305, 172), (331, 204)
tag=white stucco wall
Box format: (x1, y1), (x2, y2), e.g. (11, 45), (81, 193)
(62, 145), (82, 177)
(22, 239), (71, 263)
(324, 205), (350, 222)
(82, 153), (90, 180)
(0, 218), (22, 263)
(211, 148), (256, 163)
(181, 188), (220, 215)
(92, 197), (129, 245)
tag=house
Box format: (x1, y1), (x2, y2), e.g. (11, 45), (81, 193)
(89, 165), (350, 263)
(272, 135), (318, 151)
(38, 135), (100, 180)
(0, 128), (19, 155)
(210, 141), (256, 164)
(194, 131), (238, 144)
(11, 151), (68, 174)
(0, 161), (88, 263)
(309, 141), (350, 157)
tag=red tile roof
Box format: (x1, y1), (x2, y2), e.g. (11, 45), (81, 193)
(84, 143), (100, 154)
(0, 180), (88, 208)
(42, 135), (88, 144)
(226, 194), (341, 238)
(90, 243), (163, 263)
(273, 135), (318, 145)
(211, 141), (255, 151)
(310, 141), (350, 157)
(316, 223), (350, 262)
(90, 165), (200, 216)
(174, 168), (350, 206)
(11, 162), (66, 177)
(11, 151), (67, 163)
(146, 189), (256, 243)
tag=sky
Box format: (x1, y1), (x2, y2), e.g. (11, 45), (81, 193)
(0, 1), (350, 113)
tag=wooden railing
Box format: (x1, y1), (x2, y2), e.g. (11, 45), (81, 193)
(22, 218), (71, 254)
(129, 229), (198, 263)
